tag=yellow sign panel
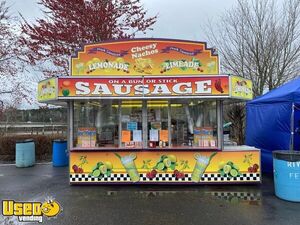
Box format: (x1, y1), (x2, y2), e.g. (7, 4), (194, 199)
(69, 150), (261, 184)
(37, 78), (57, 102)
(230, 76), (253, 100)
(71, 39), (219, 76)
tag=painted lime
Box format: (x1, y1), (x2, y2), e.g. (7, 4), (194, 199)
(230, 169), (238, 177)
(157, 162), (165, 171)
(92, 169), (101, 177)
(223, 164), (232, 174)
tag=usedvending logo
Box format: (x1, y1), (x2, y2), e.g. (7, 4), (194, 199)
(2, 198), (62, 223)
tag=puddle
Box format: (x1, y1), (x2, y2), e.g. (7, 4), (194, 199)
(105, 189), (206, 198)
(206, 191), (261, 205)
(104, 189), (261, 204)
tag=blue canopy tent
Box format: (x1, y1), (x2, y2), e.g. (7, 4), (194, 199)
(246, 77), (300, 173)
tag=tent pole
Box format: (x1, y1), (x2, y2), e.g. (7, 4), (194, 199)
(290, 103), (295, 151)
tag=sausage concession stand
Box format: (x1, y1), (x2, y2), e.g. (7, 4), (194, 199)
(37, 38), (260, 185)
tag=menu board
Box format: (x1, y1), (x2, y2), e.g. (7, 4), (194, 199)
(150, 129), (159, 141)
(133, 130), (142, 142)
(121, 130), (131, 143)
(193, 127), (216, 147)
(127, 122), (138, 131)
(160, 130), (169, 142)
(77, 128), (96, 147)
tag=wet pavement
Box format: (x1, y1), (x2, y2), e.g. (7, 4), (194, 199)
(0, 164), (299, 225)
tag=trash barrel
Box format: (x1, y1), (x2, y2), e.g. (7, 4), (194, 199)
(273, 150), (300, 202)
(52, 140), (68, 167)
(15, 139), (35, 167)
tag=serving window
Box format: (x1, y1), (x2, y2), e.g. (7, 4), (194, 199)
(73, 99), (218, 149)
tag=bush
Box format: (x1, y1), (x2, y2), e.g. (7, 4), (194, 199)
(0, 134), (66, 161)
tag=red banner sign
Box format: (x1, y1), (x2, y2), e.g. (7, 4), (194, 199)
(58, 76), (229, 98)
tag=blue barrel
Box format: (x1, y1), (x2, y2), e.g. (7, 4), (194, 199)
(52, 140), (68, 167)
(15, 139), (35, 167)
(273, 151), (300, 202)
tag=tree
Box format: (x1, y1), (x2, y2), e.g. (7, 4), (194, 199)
(0, 0), (29, 106)
(20, 0), (157, 77)
(206, 0), (300, 97)
(0, 0), (17, 79)
(205, 0), (300, 144)
(224, 103), (245, 145)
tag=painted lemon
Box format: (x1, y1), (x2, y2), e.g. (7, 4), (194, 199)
(167, 154), (177, 163)
(116, 57), (124, 63)
(92, 57), (101, 63)
(218, 161), (226, 169)
(163, 158), (172, 168)
(41, 200), (61, 217)
(105, 161), (113, 170)
(99, 165), (107, 174)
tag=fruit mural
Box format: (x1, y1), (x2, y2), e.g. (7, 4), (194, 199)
(90, 161), (113, 179)
(218, 161), (242, 178)
(191, 152), (217, 182)
(69, 150), (261, 184)
(244, 154), (260, 173)
(72, 155), (88, 174)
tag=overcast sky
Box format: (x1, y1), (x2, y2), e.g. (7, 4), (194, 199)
(7, 0), (237, 41)
(5, 0), (238, 109)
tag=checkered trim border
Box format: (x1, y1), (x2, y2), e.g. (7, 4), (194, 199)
(70, 172), (260, 183)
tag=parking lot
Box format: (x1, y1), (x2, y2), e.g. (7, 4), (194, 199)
(0, 164), (299, 225)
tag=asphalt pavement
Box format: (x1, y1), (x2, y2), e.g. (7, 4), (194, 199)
(0, 164), (299, 225)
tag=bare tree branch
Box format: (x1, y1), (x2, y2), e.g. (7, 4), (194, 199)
(205, 0), (300, 97)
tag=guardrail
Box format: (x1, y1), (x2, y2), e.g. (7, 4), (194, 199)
(0, 122), (67, 135)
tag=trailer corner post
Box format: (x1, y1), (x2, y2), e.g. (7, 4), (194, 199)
(67, 100), (74, 151)
(142, 100), (148, 148)
(217, 100), (224, 150)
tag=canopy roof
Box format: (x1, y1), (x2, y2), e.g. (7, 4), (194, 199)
(248, 77), (300, 104)
(246, 77), (300, 173)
